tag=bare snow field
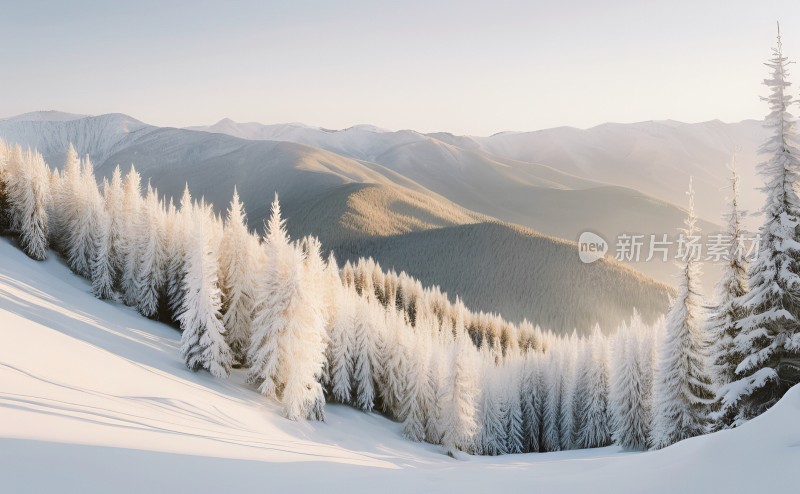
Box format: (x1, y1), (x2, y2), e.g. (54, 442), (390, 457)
(0, 237), (796, 493)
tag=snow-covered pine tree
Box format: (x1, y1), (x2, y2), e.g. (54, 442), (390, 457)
(440, 330), (479, 458)
(247, 195), (327, 420)
(218, 188), (256, 363)
(575, 324), (612, 449)
(521, 350), (543, 452)
(559, 332), (578, 450)
(0, 140), (9, 233)
(89, 178), (115, 299)
(541, 346), (562, 452)
(609, 315), (650, 450)
(720, 26), (800, 426)
(119, 166), (143, 306)
(103, 166), (125, 286)
(6, 146), (50, 260)
(166, 185), (192, 322)
(709, 158), (750, 430)
(297, 235), (330, 420)
(351, 297), (382, 412)
(503, 360), (525, 454)
(380, 307), (413, 418)
(49, 144), (80, 251)
(319, 251), (343, 389)
(474, 345), (507, 455)
(327, 286), (356, 403)
(62, 156), (100, 278)
(178, 206), (232, 378)
(135, 184), (166, 318)
(425, 330), (447, 444)
(650, 178), (715, 449)
(402, 330), (430, 442)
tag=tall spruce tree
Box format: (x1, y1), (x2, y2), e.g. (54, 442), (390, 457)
(6, 146), (50, 260)
(219, 188), (256, 363)
(721, 26), (800, 426)
(711, 158), (750, 429)
(650, 178), (715, 449)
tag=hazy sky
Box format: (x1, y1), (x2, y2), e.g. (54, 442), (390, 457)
(1, 0), (799, 135)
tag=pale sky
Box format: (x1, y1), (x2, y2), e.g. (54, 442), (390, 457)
(1, 0), (799, 135)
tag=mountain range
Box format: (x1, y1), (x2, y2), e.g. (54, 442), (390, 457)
(1, 111), (768, 333)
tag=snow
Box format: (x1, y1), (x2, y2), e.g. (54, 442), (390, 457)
(0, 237), (798, 493)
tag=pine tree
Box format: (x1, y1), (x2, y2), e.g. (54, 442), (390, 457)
(219, 188), (256, 363)
(135, 184), (166, 318)
(440, 331), (479, 458)
(380, 307), (412, 418)
(90, 178), (115, 299)
(6, 146), (50, 260)
(178, 207), (233, 378)
(575, 325), (612, 449)
(0, 140), (10, 233)
(559, 333), (578, 450)
(328, 287), (356, 403)
(425, 332), (447, 444)
(402, 332), (430, 442)
(710, 158), (750, 429)
(167, 185), (192, 321)
(62, 156), (99, 278)
(503, 362), (525, 454)
(541, 347), (562, 452)
(49, 144), (80, 251)
(521, 351), (543, 452)
(721, 26), (800, 425)
(474, 346), (507, 455)
(119, 166), (143, 306)
(351, 297), (381, 412)
(650, 178), (715, 449)
(247, 195), (327, 420)
(104, 166), (125, 287)
(609, 316), (650, 450)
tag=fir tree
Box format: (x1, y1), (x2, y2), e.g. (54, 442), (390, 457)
(710, 158), (750, 429)
(178, 207), (233, 378)
(90, 179), (115, 299)
(5, 146), (50, 260)
(575, 325), (612, 449)
(219, 188), (256, 363)
(247, 195), (327, 420)
(166, 185), (192, 321)
(328, 287), (356, 403)
(440, 331), (479, 458)
(721, 26), (800, 425)
(650, 178), (715, 449)
(135, 184), (166, 318)
(402, 332), (430, 442)
(609, 315), (651, 450)
(474, 347), (507, 455)
(503, 362), (525, 454)
(119, 166), (143, 306)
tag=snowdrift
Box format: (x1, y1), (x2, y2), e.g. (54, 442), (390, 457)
(0, 237), (797, 493)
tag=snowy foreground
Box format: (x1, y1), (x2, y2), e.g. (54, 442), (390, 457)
(0, 238), (797, 493)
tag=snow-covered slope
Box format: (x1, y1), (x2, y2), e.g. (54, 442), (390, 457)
(0, 113), (151, 167)
(0, 237), (796, 493)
